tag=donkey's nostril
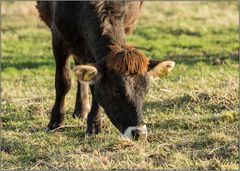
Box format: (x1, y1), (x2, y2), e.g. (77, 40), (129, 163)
(131, 129), (140, 140)
(123, 125), (147, 140)
(131, 129), (147, 140)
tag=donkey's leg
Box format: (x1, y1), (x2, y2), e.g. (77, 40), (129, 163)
(47, 31), (71, 130)
(72, 82), (90, 119)
(87, 85), (101, 135)
(72, 57), (90, 119)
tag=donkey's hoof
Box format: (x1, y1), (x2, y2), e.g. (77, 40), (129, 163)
(46, 122), (63, 132)
(86, 132), (92, 137)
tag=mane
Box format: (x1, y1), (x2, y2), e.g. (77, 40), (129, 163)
(92, 1), (149, 73)
(92, 1), (125, 35)
(106, 45), (149, 74)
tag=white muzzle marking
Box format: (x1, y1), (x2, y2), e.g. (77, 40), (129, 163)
(122, 125), (147, 139)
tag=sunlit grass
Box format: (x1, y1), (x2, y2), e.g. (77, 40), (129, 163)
(1, 1), (238, 170)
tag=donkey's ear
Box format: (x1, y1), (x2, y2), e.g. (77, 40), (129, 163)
(73, 64), (102, 84)
(147, 60), (175, 79)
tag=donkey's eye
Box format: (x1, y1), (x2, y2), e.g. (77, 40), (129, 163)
(113, 89), (121, 97)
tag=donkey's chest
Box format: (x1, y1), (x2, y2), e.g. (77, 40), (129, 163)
(69, 40), (96, 64)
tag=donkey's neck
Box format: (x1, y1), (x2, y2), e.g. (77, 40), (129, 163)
(80, 1), (127, 62)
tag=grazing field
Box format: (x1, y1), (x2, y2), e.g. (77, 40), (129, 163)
(1, 1), (238, 170)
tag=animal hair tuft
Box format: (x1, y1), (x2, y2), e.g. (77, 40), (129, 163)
(106, 45), (149, 74)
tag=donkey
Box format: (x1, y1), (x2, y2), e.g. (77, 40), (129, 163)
(36, 1), (175, 140)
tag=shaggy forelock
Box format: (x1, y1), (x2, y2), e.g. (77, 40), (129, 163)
(106, 45), (149, 75)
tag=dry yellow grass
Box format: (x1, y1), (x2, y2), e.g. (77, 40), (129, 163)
(1, 1), (238, 170)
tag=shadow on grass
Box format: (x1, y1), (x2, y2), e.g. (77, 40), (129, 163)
(61, 128), (87, 143)
(167, 28), (202, 37)
(2, 52), (238, 71)
(2, 59), (55, 71)
(161, 52), (238, 66)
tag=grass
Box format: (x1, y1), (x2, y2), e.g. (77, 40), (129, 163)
(1, 1), (239, 170)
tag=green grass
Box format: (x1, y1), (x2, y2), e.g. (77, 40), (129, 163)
(1, 1), (239, 170)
